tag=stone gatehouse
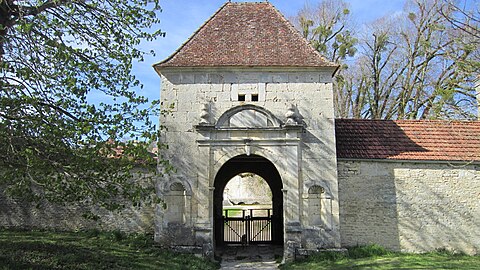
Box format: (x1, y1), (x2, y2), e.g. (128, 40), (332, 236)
(1, 1), (478, 261)
(153, 2), (340, 259)
(153, 1), (479, 259)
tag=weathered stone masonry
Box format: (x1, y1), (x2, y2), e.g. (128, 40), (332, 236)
(153, 2), (343, 260)
(0, 196), (154, 233)
(154, 68), (341, 259)
(2, 159), (479, 255)
(338, 160), (480, 255)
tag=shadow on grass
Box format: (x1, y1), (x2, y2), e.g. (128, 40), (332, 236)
(0, 229), (219, 270)
(280, 245), (480, 270)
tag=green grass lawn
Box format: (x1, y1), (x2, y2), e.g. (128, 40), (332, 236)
(280, 245), (480, 270)
(2, 230), (478, 270)
(0, 229), (218, 270)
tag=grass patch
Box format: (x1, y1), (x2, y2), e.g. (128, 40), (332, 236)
(280, 245), (480, 270)
(223, 209), (242, 217)
(0, 228), (219, 270)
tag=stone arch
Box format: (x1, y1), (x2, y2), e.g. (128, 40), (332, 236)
(304, 180), (333, 198)
(308, 185), (325, 195)
(212, 146), (284, 187)
(216, 104), (282, 128)
(306, 184), (333, 229)
(160, 177), (192, 196)
(161, 178), (192, 226)
(170, 182), (185, 192)
(213, 154), (284, 246)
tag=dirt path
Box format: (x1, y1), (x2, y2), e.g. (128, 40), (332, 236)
(218, 245), (282, 270)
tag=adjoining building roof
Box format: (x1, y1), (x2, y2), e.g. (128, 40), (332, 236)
(154, 2), (337, 69)
(335, 119), (480, 162)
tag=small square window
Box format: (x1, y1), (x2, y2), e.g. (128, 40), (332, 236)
(238, 94), (246, 101)
(252, 94), (259, 101)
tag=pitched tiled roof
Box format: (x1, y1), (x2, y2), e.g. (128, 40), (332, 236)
(154, 2), (336, 68)
(335, 119), (480, 162)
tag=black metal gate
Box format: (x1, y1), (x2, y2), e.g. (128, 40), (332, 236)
(223, 208), (272, 245)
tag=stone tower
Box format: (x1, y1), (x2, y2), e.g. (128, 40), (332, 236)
(153, 2), (340, 260)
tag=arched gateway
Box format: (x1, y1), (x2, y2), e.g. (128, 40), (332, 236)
(213, 154), (284, 246)
(153, 2), (341, 261)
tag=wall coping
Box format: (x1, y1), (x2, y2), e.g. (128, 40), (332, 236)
(337, 158), (479, 166)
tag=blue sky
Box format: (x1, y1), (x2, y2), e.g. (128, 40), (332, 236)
(132, 0), (407, 104)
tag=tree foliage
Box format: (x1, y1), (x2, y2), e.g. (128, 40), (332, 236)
(0, 0), (166, 210)
(292, 0), (358, 118)
(295, 0), (479, 119)
(295, 0), (357, 63)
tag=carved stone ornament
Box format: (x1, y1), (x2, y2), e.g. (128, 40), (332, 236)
(285, 104), (299, 125)
(199, 103), (210, 125)
(244, 139), (252, 156)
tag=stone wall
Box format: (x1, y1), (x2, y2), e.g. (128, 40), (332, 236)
(3, 151), (479, 257)
(338, 159), (480, 255)
(0, 173), (156, 233)
(0, 194), (155, 233)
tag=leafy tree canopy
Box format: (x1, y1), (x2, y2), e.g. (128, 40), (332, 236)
(0, 0), (166, 210)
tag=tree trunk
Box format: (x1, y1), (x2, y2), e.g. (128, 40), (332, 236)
(0, 0), (15, 62)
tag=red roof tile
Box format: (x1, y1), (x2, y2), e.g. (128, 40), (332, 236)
(335, 119), (480, 162)
(155, 2), (336, 68)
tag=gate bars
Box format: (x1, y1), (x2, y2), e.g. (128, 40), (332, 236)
(223, 208), (272, 245)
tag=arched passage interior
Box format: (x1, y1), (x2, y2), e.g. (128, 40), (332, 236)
(213, 154), (283, 247)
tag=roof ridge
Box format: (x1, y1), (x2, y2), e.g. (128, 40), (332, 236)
(153, 2), (230, 68)
(154, 1), (338, 68)
(266, 1), (337, 68)
(336, 118), (480, 123)
(227, 2), (270, 4)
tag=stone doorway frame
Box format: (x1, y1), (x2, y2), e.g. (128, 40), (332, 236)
(195, 105), (304, 259)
